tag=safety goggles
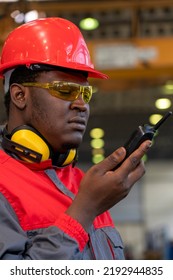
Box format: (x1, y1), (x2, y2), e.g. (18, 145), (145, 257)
(22, 81), (93, 103)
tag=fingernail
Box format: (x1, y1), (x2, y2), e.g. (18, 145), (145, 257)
(118, 147), (126, 155)
(146, 141), (152, 149)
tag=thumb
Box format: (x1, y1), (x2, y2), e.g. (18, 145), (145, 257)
(94, 147), (126, 174)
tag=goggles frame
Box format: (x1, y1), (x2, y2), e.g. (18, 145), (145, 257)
(22, 81), (93, 103)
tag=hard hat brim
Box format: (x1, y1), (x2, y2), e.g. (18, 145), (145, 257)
(0, 60), (109, 80)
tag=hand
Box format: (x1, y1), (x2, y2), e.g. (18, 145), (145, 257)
(66, 140), (151, 231)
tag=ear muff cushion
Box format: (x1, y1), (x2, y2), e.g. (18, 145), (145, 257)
(11, 129), (50, 161)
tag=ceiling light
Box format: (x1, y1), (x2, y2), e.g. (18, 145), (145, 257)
(10, 10), (20, 19)
(90, 139), (104, 149)
(155, 98), (171, 109)
(14, 13), (25, 24)
(26, 0), (48, 1)
(162, 80), (173, 95)
(92, 154), (105, 164)
(24, 10), (39, 22)
(90, 128), (104, 139)
(0, 0), (18, 2)
(92, 148), (104, 155)
(149, 114), (163, 125)
(79, 18), (99, 31)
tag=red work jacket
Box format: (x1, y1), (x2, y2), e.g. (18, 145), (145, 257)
(0, 150), (124, 259)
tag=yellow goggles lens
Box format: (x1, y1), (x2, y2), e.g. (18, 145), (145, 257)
(22, 81), (93, 103)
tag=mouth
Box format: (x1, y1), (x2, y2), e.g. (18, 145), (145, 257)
(68, 116), (86, 131)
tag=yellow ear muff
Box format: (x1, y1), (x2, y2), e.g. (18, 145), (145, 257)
(11, 129), (50, 162)
(61, 149), (77, 166)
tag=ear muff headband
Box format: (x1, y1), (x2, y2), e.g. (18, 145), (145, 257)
(61, 149), (76, 166)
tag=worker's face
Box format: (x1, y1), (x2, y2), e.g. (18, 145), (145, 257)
(26, 70), (90, 152)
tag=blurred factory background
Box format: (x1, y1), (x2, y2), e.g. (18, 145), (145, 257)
(1, 0), (173, 260)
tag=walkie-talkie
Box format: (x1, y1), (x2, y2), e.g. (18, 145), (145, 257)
(123, 111), (172, 159)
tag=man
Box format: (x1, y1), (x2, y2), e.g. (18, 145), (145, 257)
(0, 17), (151, 259)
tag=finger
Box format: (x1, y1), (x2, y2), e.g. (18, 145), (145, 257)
(120, 140), (151, 175)
(92, 146), (126, 175)
(126, 160), (146, 188)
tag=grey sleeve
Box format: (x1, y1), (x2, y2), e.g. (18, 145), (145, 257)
(0, 193), (83, 260)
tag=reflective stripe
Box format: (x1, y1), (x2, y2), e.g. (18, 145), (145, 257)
(44, 169), (75, 200)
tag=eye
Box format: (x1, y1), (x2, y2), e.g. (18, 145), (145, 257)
(58, 89), (71, 95)
(51, 83), (68, 94)
(83, 92), (90, 102)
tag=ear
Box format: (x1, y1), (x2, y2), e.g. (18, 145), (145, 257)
(10, 83), (27, 110)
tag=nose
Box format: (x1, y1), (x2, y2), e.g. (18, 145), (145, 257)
(70, 93), (89, 111)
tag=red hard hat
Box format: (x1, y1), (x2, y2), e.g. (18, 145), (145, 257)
(0, 17), (108, 79)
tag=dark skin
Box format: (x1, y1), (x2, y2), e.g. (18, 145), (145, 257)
(8, 70), (90, 153)
(7, 69), (151, 232)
